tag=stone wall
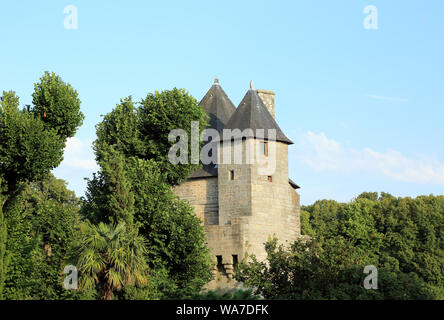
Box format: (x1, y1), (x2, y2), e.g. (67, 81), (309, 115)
(173, 177), (219, 225)
(173, 138), (301, 291)
(217, 139), (253, 226)
(243, 140), (300, 261)
(215, 138), (301, 274)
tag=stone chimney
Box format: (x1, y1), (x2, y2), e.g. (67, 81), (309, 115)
(256, 89), (275, 119)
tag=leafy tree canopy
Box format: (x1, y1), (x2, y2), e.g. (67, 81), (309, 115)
(238, 192), (443, 300)
(31, 71), (84, 140)
(94, 90), (208, 186)
(0, 72), (83, 300)
(74, 222), (148, 300)
(0, 72), (83, 195)
(83, 90), (212, 298)
(3, 174), (81, 300)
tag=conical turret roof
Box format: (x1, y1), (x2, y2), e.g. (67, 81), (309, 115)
(189, 77), (235, 179)
(199, 77), (236, 133)
(224, 84), (293, 144)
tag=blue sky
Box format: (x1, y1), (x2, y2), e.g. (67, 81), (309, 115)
(1, 1), (443, 205)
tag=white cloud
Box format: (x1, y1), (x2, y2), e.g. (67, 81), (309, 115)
(59, 137), (99, 171)
(364, 94), (408, 103)
(64, 136), (85, 154)
(295, 131), (444, 185)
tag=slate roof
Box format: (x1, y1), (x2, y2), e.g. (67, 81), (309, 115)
(223, 88), (293, 144)
(199, 77), (236, 134)
(190, 78), (235, 179)
(289, 178), (300, 189)
(188, 164), (218, 179)
(188, 79), (299, 190)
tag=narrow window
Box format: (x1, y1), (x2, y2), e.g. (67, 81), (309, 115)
(216, 255), (224, 273)
(268, 176), (272, 182)
(260, 141), (268, 156)
(232, 255), (238, 270)
(230, 170), (234, 180)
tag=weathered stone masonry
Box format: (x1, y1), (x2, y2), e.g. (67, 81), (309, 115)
(173, 78), (301, 290)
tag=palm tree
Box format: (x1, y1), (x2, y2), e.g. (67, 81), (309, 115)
(75, 222), (148, 300)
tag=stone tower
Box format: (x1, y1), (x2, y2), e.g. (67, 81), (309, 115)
(173, 78), (301, 290)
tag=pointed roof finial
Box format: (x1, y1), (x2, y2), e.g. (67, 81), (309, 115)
(250, 80), (254, 90)
(214, 75), (219, 85)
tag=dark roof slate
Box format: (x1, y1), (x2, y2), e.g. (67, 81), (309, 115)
(199, 78), (236, 134)
(289, 178), (300, 189)
(188, 164), (218, 179)
(223, 89), (293, 144)
(188, 80), (298, 189)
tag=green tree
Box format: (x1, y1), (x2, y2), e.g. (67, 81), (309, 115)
(303, 193), (443, 295)
(83, 157), (213, 298)
(373, 194), (444, 296)
(0, 72), (84, 299)
(236, 237), (432, 300)
(3, 174), (81, 299)
(0, 91), (64, 196)
(94, 91), (208, 186)
(75, 148), (152, 300)
(31, 71), (84, 140)
(84, 147), (136, 226)
(84, 91), (213, 298)
(138, 89), (208, 185)
(0, 178), (8, 300)
(75, 222), (148, 300)
(1, 72), (83, 196)
(238, 192), (443, 300)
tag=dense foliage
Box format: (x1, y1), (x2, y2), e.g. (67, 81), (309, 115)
(74, 222), (149, 300)
(31, 72), (84, 141)
(94, 92), (208, 186)
(0, 178), (7, 299)
(1, 79), (214, 300)
(0, 72), (84, 299)
(1, 91), (62, 195)
(3, 174), (81, 299)
(81, 90), (212, 299)
(1, 73), (441, 301)
(236, 193), (443, 300)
